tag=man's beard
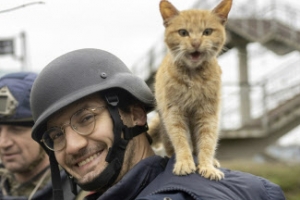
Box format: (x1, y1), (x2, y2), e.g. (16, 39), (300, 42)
(74, 140), (136, 192)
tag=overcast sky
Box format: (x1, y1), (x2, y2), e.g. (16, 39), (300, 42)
(1, 0), (299, 72)
(0, 0), (197, 72)
(0, 0), (299, 145)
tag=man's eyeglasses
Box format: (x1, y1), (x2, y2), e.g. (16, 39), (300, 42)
(41, 106), (106, 151)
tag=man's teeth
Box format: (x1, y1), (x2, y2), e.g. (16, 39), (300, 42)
(78, 153), (100, 167)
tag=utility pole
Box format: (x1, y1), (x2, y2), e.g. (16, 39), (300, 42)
(20, 32), (27, 71)
(0, 1), (45, 73)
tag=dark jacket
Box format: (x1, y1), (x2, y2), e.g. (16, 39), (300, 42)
(86, 155), (285, 200)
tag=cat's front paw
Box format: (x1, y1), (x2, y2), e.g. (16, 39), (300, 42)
(213, 158), (221, 168)
(173, 159), (196, 175)
(197, 165), (224, 181)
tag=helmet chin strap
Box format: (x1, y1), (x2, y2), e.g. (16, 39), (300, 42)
(49, 151), (64, 200)
(73, 93), (148, 192)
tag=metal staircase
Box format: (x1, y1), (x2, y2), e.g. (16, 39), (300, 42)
(221, 58), (300, 139)
(219, 0), (300, 139)
(226, 0), (300, 55)
(227, 18), (300, 55)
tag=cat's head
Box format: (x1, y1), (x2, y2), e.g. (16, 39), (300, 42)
(160, 0), (232, 69)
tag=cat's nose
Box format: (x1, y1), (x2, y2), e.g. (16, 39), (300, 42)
(191, 41), (200, 49)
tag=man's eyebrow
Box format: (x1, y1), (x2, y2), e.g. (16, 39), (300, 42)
(47, 100), (106, 127)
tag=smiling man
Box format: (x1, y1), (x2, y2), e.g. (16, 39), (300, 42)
(0, 72), (82, 200)
(30, 48), (285, 200)
(43, 92), (152, 192)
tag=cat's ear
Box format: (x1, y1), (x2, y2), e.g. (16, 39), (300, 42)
(212, 0), (232, 25)
(159, 0), (180, 27)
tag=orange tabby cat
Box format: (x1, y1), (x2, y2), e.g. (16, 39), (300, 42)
(149, 0), (232, 180)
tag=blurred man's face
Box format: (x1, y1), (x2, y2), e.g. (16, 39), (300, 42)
(0, 125), (43, 172)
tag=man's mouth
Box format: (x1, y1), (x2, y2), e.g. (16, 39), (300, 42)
(77, 151), (102, 167)
(2, 153), (18, 160)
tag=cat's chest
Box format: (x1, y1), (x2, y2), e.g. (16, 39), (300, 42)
(175, 73), (214, 92)
(167, 64), (218, 89)
(156, 62), (221, 100)
(170, 71), (220, 102)
(183, 74), (203, 88)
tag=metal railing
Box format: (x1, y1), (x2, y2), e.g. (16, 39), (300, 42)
(221, 58), (300, 131)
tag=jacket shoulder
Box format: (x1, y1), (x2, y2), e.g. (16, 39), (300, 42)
(137, 157), (285, 200)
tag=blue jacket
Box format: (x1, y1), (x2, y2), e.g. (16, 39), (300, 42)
(86, 156), (285, 200)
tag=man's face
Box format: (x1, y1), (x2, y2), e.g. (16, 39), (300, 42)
(0, 125), (42, 172)
(47, 94), (114, 185)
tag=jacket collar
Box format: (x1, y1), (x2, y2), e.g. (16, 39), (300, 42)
(86, 155), (168, 200)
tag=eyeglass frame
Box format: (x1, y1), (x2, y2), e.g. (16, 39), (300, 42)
(40, 106), (106, 152)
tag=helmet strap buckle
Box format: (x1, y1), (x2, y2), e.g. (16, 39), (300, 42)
(122, 124), (149, 140)
(105, 93), (119, 107)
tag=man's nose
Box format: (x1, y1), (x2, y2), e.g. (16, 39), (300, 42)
(0, 130), (14, 148)
(64, 126), (88, 154)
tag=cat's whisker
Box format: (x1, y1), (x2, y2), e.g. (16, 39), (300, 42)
(172, 48), (186, 63)
(220, 46), (229, 54)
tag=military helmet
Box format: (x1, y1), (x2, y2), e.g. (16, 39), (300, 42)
(31, 48), (154, 142)
(0, 72), (37, 126)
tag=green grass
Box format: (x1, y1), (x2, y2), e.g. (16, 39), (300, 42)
(222, 161), (300, 200)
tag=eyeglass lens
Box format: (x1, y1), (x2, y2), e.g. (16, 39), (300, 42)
(42, 107), (99, 151)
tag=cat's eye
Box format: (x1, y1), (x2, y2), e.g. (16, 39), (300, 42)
(203, 28), (213, 36)
(178, 29), (189, 37)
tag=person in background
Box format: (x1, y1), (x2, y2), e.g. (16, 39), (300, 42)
(0, 72), (85, 200)
(30, 48), (285, 200)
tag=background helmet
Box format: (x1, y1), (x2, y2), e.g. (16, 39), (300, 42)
(0, 72), (37, 126)
(31, 48), (155, 143)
